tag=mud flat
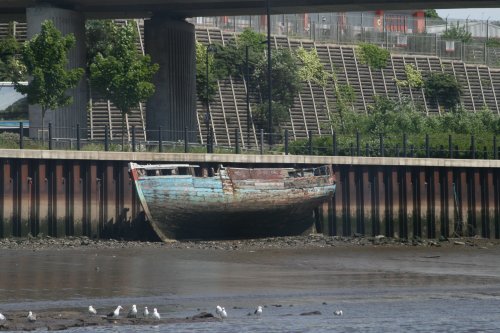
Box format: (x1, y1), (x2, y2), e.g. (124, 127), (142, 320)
(0, 234), (498, 251)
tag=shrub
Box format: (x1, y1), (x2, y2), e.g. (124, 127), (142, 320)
(356, 43), (390, 70)
(424, 73), (462, 111)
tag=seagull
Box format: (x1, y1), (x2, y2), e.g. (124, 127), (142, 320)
(143, 306), (149, 318)
(254, 305), (263, 316)
(107, 305), (123, 318)
(27, 311), (36, 322)
(0, 313), (5, 321)
(88, 305), (97, 315)
(216, 305), (223, 318)
(152, 308), (161, 320)
(220, 307), (227, 320)
(334, 310), (343, 316)
(127, 305), (137, 318)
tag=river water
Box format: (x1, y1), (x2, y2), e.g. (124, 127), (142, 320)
(1, 245), (500, 332)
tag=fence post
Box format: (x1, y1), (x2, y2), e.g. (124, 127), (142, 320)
(209, 128), (214, 153)
(425, 134), (430, 158)
(104, 125), (109, 151)
(76, 123), (81, 151)
(379, 133), (384, 157)
(332, 132), (337, 156)
(449, 134), (453, 159)
(184, 127), (188, 153)
(158, 126), (163, 153)
(483, 146), (488, 159)
(48, 122), (53, 150)
(259, 128), (264, 155)
(308, 130), (313, 155)
(284, 129), (289, 155)
(19, 122), (23, 149)
(471, 135), (476, 159)
(235, 128), (240, 154)
(494, 136), (497, 159)
(132, 125), (136, 152)
(365, 143), (369, 157)
(410, 145), (415, 158)
(356, 131), (360, 156)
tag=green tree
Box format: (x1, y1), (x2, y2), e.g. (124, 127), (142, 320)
(296, 47), (331, 87)
(89, 21), (159, 148)
(195, 41), (219, 106)
(424, 72), (462, 111)
(253, 48), (301, 132)
(0, 23), (21, 81)
(14, 20), (84, 131)
(443, 25), (472, 43)
(425, 9), (441, 19)
(357, 43), (390, 70)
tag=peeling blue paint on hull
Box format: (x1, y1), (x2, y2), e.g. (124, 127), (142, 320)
(130, 164), (336, 240)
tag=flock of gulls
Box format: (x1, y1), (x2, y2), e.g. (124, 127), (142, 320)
(0, 304), (343, 324)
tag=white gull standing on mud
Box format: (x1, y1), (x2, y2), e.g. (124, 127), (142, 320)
(88, 305), (97, 315)
(152, 308), (161, 320)
(143, 306), (149, 318)
(0, 312), (5, 321)
(107, 305), (123, 318)
(254, 306), (263, 316)
(127, 305), (137, 318)
(27, 311), (36, 322)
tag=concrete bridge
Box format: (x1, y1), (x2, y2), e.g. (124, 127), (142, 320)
(0, 0), (498, 140)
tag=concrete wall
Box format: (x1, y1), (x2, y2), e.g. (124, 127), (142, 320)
(145, 17), (197, 142)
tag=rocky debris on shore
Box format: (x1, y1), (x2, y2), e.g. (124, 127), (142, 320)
(0, 234), (497, 251)
(0, 310), (219, 331)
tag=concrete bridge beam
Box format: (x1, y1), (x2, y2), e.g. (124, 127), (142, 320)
(145, 17), (197, 141)
(26, 4), (88, 139)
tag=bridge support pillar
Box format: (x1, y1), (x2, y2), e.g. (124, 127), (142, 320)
(26, 4), (87, 139)
(145, 17), (196, 141)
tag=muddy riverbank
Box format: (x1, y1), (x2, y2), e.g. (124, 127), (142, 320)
(1, 235), (500, 331)
(0, 234), (498, 251)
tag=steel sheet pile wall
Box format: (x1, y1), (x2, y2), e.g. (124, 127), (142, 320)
(0, 157), (499, 240)
(328, 165), (500, 239)
(0, 159), (141, 239)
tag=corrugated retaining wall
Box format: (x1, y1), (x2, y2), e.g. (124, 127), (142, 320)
(0, 150), (499, 240)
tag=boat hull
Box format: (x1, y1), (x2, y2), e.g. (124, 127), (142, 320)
(130, 164), (336, 240)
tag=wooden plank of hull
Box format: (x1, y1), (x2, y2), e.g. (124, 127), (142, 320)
(133, 168), (336, 240)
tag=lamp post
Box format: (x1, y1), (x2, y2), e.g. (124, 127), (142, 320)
(266, 0), (272, 147)
(205, 44), (217, 153)
(245, 45), (250, 148)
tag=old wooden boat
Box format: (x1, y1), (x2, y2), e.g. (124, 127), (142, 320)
(129, 163), (336, 241)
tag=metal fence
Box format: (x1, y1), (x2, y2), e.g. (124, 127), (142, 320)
(189, 13), (500, 67)
(2, 123), (500, 161)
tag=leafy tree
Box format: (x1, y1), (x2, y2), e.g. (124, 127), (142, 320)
(425, 9), (441, 19)
(356, 43), (390, 70)
(89, 21), (159, 148)
(443, 25), (472, 43)
(195, 41), (219, 106)
(395, 64), (424, 89)
(485, 38), (500, 48)
(214, 28), (267, 79)
(14, 20), (84, 130)
(0, 23), (21, 81)
(85, 20), (117, 69)
(331, 83), (357, 133)
(296, 47), (331, 87)
(253, 48), (301, 132)
(424, 72), (462, 111)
